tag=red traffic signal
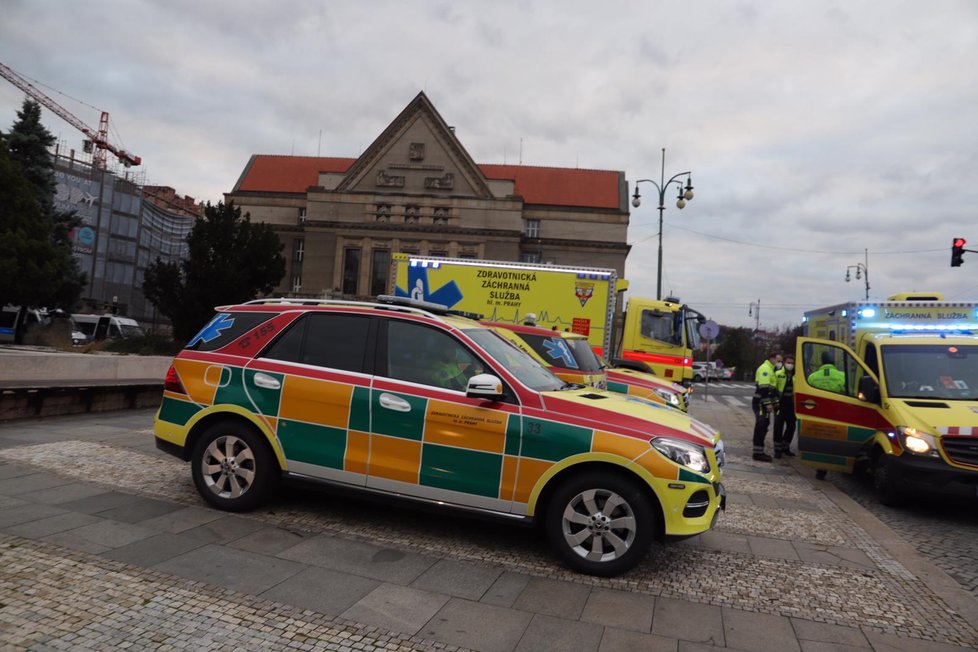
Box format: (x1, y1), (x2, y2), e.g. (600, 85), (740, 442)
(951, 237), (967, 267)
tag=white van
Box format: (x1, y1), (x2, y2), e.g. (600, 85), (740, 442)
(71, 314), (144, 343)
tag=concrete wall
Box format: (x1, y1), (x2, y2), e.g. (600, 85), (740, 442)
(0, 354), (172, 383)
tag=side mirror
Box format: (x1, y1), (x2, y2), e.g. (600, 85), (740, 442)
(857, 375), (881, 404)
(466, 373), (506, 401)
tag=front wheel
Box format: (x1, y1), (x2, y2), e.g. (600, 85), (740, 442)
(191, 420), (279, 512)
(544, 471), (656, 577)
(872, 452), (904, 506)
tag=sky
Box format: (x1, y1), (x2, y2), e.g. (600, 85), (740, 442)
(2, 1), (977, 331)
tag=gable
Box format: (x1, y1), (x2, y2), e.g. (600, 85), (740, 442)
(335, 92), (494, 199)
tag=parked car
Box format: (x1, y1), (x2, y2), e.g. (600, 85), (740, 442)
(692, 362), (719, 382)
(486, 321), (692, 413)
(71, 314), (145, 344)
(153, 296), (725, 576)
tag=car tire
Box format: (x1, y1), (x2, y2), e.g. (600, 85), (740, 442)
(872, 451), (903, 506)
(693, 374), (703, 383)
(544, 471), (655, 577)
(191, 420), (279, 512)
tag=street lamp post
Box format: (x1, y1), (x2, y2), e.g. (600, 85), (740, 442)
(631, 148), (695, 300)
(845, 248), (870, 300)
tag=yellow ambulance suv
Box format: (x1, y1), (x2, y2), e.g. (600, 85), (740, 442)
(154, 296), (725, 576)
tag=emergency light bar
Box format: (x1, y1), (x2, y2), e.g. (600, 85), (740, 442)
(858, 322), (978, 334)
(406, 256), (613, 279)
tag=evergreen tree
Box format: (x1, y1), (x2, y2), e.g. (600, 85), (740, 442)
(1, 98), (87, 318)
(0, 137), (64, 309)
(143, 201), (286, 342)
(4, 99), (56, 215)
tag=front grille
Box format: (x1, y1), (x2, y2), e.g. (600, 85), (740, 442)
(683, 489), (711, 518)
(943, 437), (978, 467)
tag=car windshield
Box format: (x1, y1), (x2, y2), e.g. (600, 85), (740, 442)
(882, 344), (978, 400)
(465, 328), (566, 392)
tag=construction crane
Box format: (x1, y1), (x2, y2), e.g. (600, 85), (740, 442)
(0, 61), (141, 169)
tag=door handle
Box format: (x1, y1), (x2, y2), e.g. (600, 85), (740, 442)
(379, 392), (411, 412)
(801, 399), (817, 410)
(253, 372), (281, 390)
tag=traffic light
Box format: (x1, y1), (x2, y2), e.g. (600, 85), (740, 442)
(951, 237), (966, 267)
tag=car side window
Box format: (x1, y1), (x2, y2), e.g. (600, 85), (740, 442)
(262, 313), (370, 373)
(385, 320), (484, 391)
(802, 342), (864, 398)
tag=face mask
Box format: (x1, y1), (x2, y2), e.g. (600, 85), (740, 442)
(774, 362), (783, 370)
(785, 363), (795, 371)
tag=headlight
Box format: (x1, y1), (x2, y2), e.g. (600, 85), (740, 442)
(894, 426), (939, 457)
(650, 437), (710, 473)
(654, 388), (681, 408)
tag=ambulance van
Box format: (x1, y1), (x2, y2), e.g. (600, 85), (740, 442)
(795, 292), (978, 504)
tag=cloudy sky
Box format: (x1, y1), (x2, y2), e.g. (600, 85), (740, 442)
(2, 1), (976, 330)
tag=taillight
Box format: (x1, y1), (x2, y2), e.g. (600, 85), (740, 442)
(164, 365), (186, 394)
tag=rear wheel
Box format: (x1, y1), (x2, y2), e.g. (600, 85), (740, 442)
(191, 420), (279, 512)
(872, 451), (904, 506)
(545, 471), (655, 577)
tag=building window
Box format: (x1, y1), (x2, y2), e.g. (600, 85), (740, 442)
(401, 245), (419, 255)
(342, 247), (361, 295)
(291, 275), (302, 293)
(524, 219), (540, 238)
(520, 252), (542, 263)
(294, 239), (304, 262)
(370, 249), (391, 297)
(298, 207), (307, 224)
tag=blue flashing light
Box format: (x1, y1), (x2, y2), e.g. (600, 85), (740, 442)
(858, 322), (978, 334)
(858, 308), (876, 319)
(841, 309), (848, 317)
(802, 315), (809, 323)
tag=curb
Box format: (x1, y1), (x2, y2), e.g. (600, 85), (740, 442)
(788, 457), (978, 628)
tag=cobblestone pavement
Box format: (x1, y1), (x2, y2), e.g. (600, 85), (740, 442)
(823, 466), (978, 597)
(696, 387), (978, 601)
(1, 535), (464, 651)
(2, 404), (978, 650)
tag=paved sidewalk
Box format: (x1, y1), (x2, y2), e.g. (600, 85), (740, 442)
(1, 405), (977, 651)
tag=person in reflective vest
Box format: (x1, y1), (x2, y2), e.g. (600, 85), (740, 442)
(773, 355), (797, 458)
(752, 351), (782, 462)
(807, 351), (846, 393)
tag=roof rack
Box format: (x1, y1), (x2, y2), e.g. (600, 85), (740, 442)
(220, 295), (452, 319)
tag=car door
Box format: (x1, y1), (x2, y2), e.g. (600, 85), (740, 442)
(794, 337), (890, 474)
(367, 317), (520, 514)
(251, 311), (375, 487)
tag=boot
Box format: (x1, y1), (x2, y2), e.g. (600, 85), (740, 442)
(753, 452), (773, 462)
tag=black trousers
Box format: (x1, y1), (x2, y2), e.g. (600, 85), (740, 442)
(751, 396), (770, 452)
(773, 402), (796, 452)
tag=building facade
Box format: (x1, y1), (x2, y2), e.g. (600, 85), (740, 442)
(54, 154), (195, 324)
(225, 93), (631, 299)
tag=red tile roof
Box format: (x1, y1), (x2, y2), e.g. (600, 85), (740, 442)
(480, 164), (621, 210)
(234, 155), (622, 210)
(236, 155), (357, 194)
